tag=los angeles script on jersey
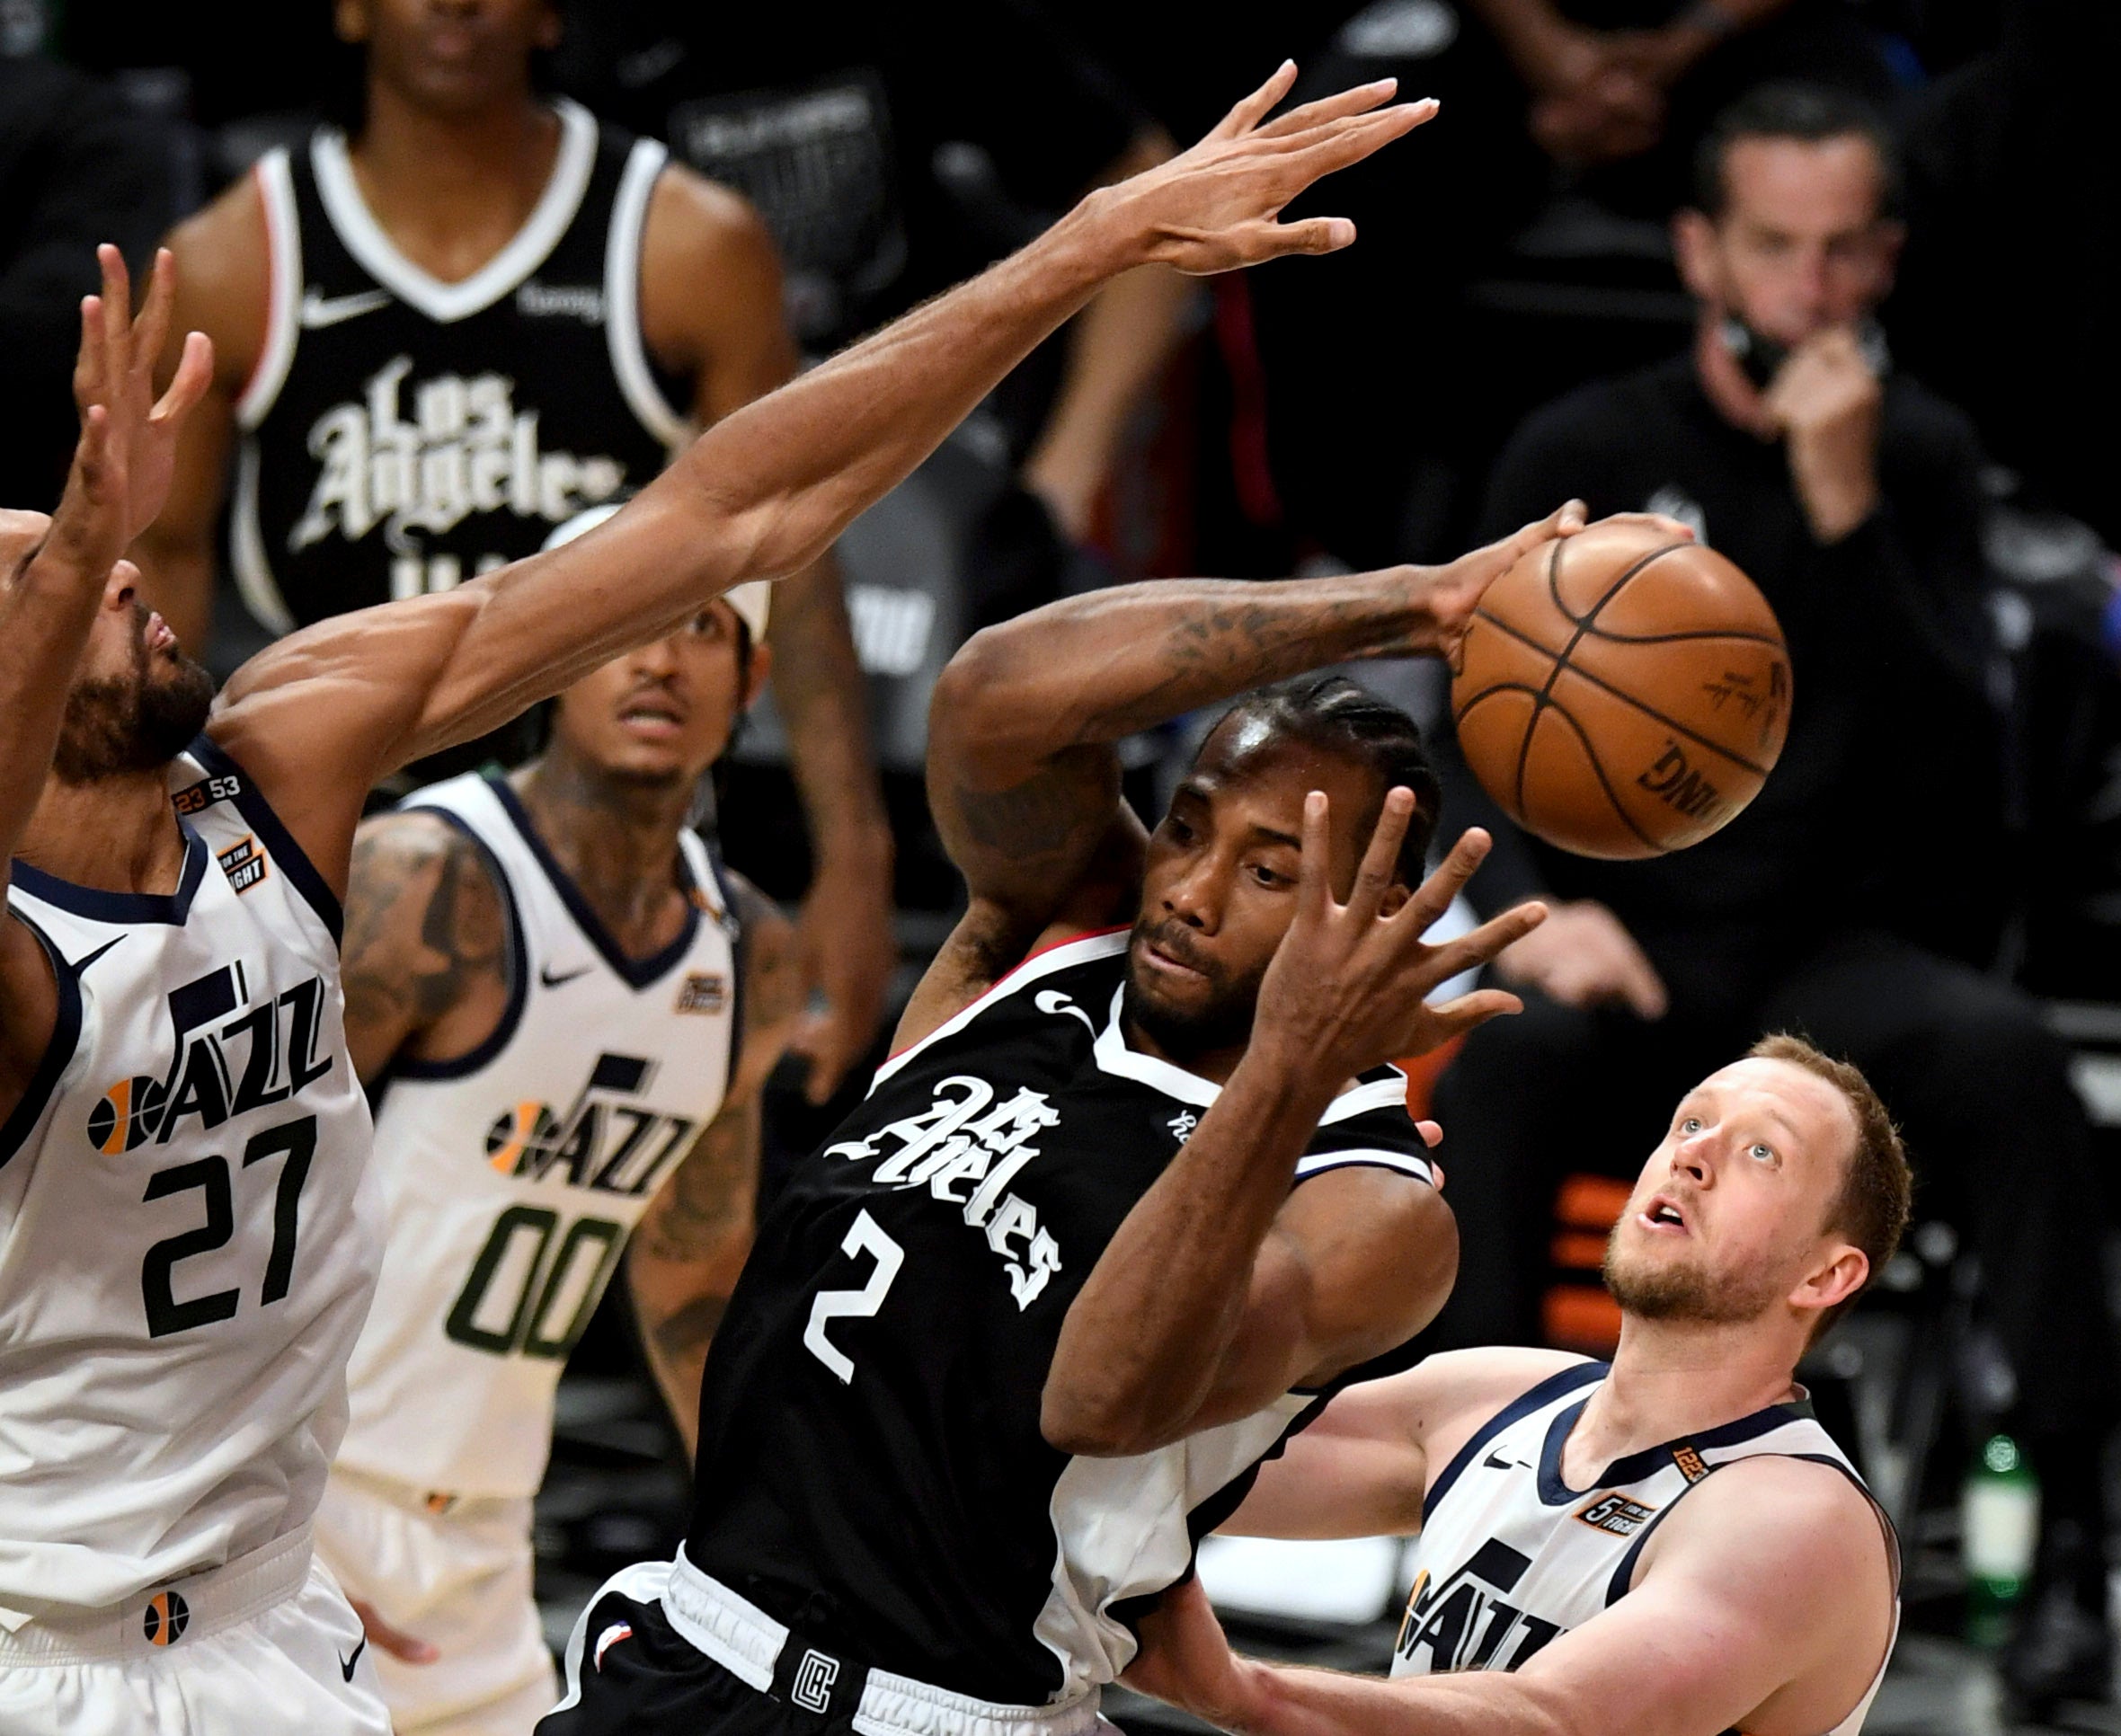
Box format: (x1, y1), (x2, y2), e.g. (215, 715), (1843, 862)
(86, 960), (333, 1155)
(291, 356), (629, 554)
(823, 1076), (1064, 1309)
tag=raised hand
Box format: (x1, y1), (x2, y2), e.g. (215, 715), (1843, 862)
(1096, 62), (1436, 276)
(1253, 793), (1548, 1084)
(37, 245), (213, 597)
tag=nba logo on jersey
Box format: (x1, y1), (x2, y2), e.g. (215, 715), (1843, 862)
(791, 1649), (839, 1714)
(141, 1589), (190, 1647)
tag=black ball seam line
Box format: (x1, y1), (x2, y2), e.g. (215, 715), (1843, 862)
(1528, 698), (1669, 856)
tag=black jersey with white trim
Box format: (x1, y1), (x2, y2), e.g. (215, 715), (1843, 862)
(683, 928), (1437, 1706)
(231, 98), (693, 634)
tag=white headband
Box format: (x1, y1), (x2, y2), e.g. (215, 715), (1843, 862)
(542, 502), (772, 642)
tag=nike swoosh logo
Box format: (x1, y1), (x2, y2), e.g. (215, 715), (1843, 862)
(300, 288), (392, 329)
(71, 937), (125, 973)
(539, 963), (593, 988)
(1484, 1451), (1517, 1470)
(340, 1634), (367, 1680)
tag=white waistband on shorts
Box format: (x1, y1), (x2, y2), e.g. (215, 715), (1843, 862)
(664, 1549), (1105, 1736)
(0, 1525), (315, 1667)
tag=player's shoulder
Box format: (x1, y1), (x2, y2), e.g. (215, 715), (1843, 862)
(1649, 1451), (1895, 1604)
(162, 167), (271, 373)
(1331, 1348), (1593, 1449)
(642, 162), (784, 293)
(346, 807), (501, 932)
(722, 868), (799, 1018)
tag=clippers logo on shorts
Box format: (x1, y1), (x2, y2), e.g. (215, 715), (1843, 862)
(290, 357), (627, 559)
(676, 972), (725, 1015)
(824, 1073), (1064, 1308)
(481, 1050), (697, 1199)
(85, 961), (334, 1153)
(141, 1589), (190, 1646)
(791, 1648), (839, 1714)
(1575, 1492), (1657, 1537)
(217, 835), (268, 895)
(1394, 1539), (1566, 1675)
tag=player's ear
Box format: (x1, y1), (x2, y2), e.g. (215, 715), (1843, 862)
(739, 639), (774, 713)
(333, 0), (370, 46)
(1789, 1241), (1867, 1319)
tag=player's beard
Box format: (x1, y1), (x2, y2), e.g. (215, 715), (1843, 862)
(1121, 918), (1267, 1066)
(1602, 1227), (1784, 1325)
(52, 622), (216, 784)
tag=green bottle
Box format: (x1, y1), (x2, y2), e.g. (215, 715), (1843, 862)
(1963, 1433), (2039, 1646)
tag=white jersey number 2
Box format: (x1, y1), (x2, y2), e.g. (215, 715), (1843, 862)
(803, 1209), (903, 1384)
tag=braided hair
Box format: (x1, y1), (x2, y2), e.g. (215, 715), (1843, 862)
(1206, 675), (1443, 882)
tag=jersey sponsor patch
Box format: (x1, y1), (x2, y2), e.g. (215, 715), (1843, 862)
(1575, 1492), (1657, 1537)
(217, 834), (269, 895)
(824, 1072), (1065, 1308)
(676, 971), (726, 1015)
(515, 280), (606, 323)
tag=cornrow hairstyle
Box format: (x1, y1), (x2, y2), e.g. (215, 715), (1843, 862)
(1207, 675), (1444, 883)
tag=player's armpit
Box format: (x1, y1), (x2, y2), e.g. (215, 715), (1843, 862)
(1220, 1371), (1431, 1541)
(339, 813), (510, 1085)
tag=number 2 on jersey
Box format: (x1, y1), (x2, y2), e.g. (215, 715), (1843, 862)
(803, 1210), (904, 1384)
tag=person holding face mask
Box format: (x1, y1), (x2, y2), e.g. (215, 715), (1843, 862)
(1423, 81), (2120, 1718)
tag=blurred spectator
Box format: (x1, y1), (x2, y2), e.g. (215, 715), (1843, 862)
(1427, 83), (2118, 1714)
(1468, 0), (1893, 212)
(551, 0), (1194, 545)
(1891, 0), (2121, 548)
(0, 54), (174, 509)
(129, 0), (894, 1103)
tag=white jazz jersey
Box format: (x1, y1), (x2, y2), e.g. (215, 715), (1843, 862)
(1392, 1360), (1899, 1735)
(335, 772), (741, 1500)
(0, 738), (380, 1623)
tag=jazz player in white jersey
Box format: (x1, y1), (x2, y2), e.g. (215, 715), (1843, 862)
(0, 75), (1425, 1732)
(317, 518), (797, 1734)
(1123, 1036), (1909, 1736)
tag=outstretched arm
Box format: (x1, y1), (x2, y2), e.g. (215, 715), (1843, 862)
(1130, 1458), (1895, 1736)
(901, 504), (1589, 1048)
(207, 68), (1435, 897)
(627, 880), (802, 1455)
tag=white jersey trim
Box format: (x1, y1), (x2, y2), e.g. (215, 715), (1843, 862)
(605, 137), (692, 452)
(236, 147), (302, 430)
(309, 99), (599, 324)
(868, 929), (1131, 1094)
(1292, 1146), (1434, 1185)
(230, 438), (297, 635)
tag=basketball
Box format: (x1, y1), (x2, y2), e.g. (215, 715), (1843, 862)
(1450, 521), (1792, 859)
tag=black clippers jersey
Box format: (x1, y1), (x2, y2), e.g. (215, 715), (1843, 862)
(230, 99), (692, 633)
(685, 929), (1439, 1705)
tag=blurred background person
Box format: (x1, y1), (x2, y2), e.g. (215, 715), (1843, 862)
(1423, 81), (2118, 1714)
(127, 0), (893, 1105)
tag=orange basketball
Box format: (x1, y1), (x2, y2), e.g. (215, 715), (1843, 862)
(1450, 521), (1791, 859)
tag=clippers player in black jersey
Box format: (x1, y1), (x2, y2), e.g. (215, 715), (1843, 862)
(135, 0), (893, 1103)
(1124, 1037), (1907, 1736)
(539, 522), (1726, 1722)
(0, 69), (1433, 1729)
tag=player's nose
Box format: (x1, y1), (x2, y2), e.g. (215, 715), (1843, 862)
(103, 559), (140, 609)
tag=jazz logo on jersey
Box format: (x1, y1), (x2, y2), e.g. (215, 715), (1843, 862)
(217, 834), (268, 895)
(86, 962), (333, 1153)
(676, 971), (725, 1015)
(1575, 1492), (1657, 1537)
(291, 356), (627, 552)
(825, 1074), (1064, 1308)
(141, 1589), (191, 1647)
(1395, 1539), (1564, 1675)
(482, 1051), (697, 1198)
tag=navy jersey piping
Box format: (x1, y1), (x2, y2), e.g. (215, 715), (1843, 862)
(486, 775), (700, 988)
(0, 911), (83, 1168)
(383, 803), (531, 1082)
(188, 733), (345, 941)
(1423, 1361), (1606, 1525)
(1537, 1392), (1818, 1507)
(701, 832), (746, 1086)
(10, 826), (207, 927)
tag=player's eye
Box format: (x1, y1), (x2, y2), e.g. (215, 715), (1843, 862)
(1679, 1116), (1703, 1135)
(687, 610), (717, 637)
(1167, 816), (1195, 844)
(1749, 1142), (1775, 1163)
(1249, 864), (1290, 889)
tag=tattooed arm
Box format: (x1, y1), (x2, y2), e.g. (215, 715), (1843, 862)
(338, 812), (514, 1085)
(896, 505), (1593, 1050)
(628, 876), (801, 1456)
